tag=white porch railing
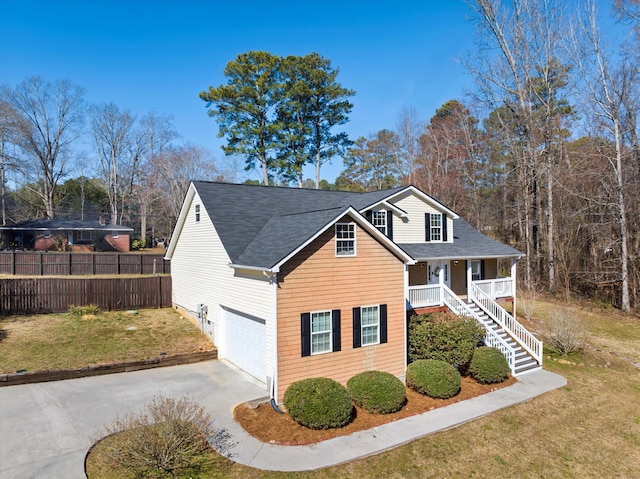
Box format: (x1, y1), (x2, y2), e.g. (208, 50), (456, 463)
(408, 284), (441, 308)
(473, 278), (513, 299)
(440, 284), (517, 374)
(470, 283), (543, 364)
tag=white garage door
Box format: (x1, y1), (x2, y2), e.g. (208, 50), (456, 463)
(221, 307), (267, 384)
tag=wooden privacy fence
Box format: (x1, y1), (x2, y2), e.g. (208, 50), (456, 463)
(0, 251), (170, 276)
(0, 276), (172, 315)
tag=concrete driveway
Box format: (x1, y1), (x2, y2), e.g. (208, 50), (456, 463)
(0, 360), (267, 479)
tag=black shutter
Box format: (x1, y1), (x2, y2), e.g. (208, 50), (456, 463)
(379, 304), (388, 344)
(387, 211), (393, 240)
(365, 210), (372, 222)
(425, 213), (431, 242)
(481, 260), (486, 280)
(352, 307), (361, 348)
(301, 312), (311, 357)
(442, 213), (447, 241)
(332, 309), (341, 352)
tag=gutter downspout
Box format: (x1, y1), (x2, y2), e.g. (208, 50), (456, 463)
(263, 270), (283, 413)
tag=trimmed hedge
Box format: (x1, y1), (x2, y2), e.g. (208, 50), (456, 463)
(283, 378), (354, 429)
(469, 346), (510, 384)
(347, 371), (406, 414)
(408, 311), (484, 371)
(406, 359), (461, 399)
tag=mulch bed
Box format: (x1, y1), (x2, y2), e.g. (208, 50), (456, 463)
(234, 375), (517, 445)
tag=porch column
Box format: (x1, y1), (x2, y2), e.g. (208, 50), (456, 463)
(438, 262), (445, 285)
(466, 260), (473, 297)
(511, 258), (517, 321)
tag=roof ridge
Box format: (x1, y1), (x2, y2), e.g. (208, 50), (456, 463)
(277, 205), (348, 217)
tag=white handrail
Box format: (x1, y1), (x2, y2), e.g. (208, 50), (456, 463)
(441, 284), (517, 375)
(470, 283), (543, 364)
(473, 278), (513, 299)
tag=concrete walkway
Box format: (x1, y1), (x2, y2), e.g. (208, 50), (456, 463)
(0, 362), (566, 478)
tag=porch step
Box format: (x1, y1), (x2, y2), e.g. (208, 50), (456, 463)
(466, 302), (541, 376)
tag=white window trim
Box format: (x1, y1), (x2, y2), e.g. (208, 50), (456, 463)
(430, 214), (442, 242)
(471, 260), (482, 281)
(335, 222), (356, 257)
(371, 210), (387, 235)
(360, 304), (380, 346)
(311, 310), (332, 355)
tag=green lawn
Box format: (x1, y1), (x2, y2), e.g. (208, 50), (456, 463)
(0, 308), (212, 373)
(88, 298), (640, 478)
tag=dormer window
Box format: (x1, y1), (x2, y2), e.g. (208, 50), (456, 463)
(430, 214), (442, 241)
(371, 210), (387, 235)
(426, 213), (448, 242)
(336, 223), (356, 256)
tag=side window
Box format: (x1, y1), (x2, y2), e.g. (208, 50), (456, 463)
(353, 304), (387, 348)
(471, 260), (482, 281)
(195, 204), (201, 223)
(311, 311), (331, 354)
(335, 223), (356, 256)
(301, 310), (341, 357)
(360, 305), (380, 346)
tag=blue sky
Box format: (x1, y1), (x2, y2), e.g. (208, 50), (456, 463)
(1, 2), (504, 182)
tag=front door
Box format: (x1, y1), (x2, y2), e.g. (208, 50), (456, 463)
(427, 260), (450, 287)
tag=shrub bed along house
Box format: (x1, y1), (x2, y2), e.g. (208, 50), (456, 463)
(469, 346), (511, 384)
(347, 371), (406, 414)
(408, 311), (485, 371)
(406, 359), (461, 399)
(283, 377), (354, 429)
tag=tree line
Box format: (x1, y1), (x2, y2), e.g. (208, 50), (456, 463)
(328, 0), (639, 311)
(0, 0), (638, 311)
(0, 77), (225, 245)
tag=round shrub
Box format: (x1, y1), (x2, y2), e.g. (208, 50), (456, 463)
(283, 378), (354, 429)
(469, 346), (510, 384)
(406, 359), (461, 399)
(408, 312), (485, 371)
(347, 371), (406, 414)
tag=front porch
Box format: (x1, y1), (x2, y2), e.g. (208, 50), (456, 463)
(407, 257), (517, 311)
(408, 277), (515, 311)
(405, 257), (542, 376)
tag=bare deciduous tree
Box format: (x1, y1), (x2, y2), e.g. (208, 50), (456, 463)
(568, 0), (634, 311)
(6, 76), (85, 219)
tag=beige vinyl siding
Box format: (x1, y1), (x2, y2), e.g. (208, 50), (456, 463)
(275, 215), (406, 403)
(170, 190), (274, 382)
(389, 191), (453, 243)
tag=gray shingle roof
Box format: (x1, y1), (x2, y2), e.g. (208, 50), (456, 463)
(191, 182), (521, 269)
(193, 182), (410, 268)
(399, 218), (522, 259)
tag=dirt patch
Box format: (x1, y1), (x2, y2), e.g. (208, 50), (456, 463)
(234, 375), (517, 445)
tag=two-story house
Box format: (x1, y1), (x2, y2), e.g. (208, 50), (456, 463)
(166, 182), (542, 403)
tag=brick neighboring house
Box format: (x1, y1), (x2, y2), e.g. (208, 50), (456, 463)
(166, 181), (542, 403)
(0, 218), (133, 252)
